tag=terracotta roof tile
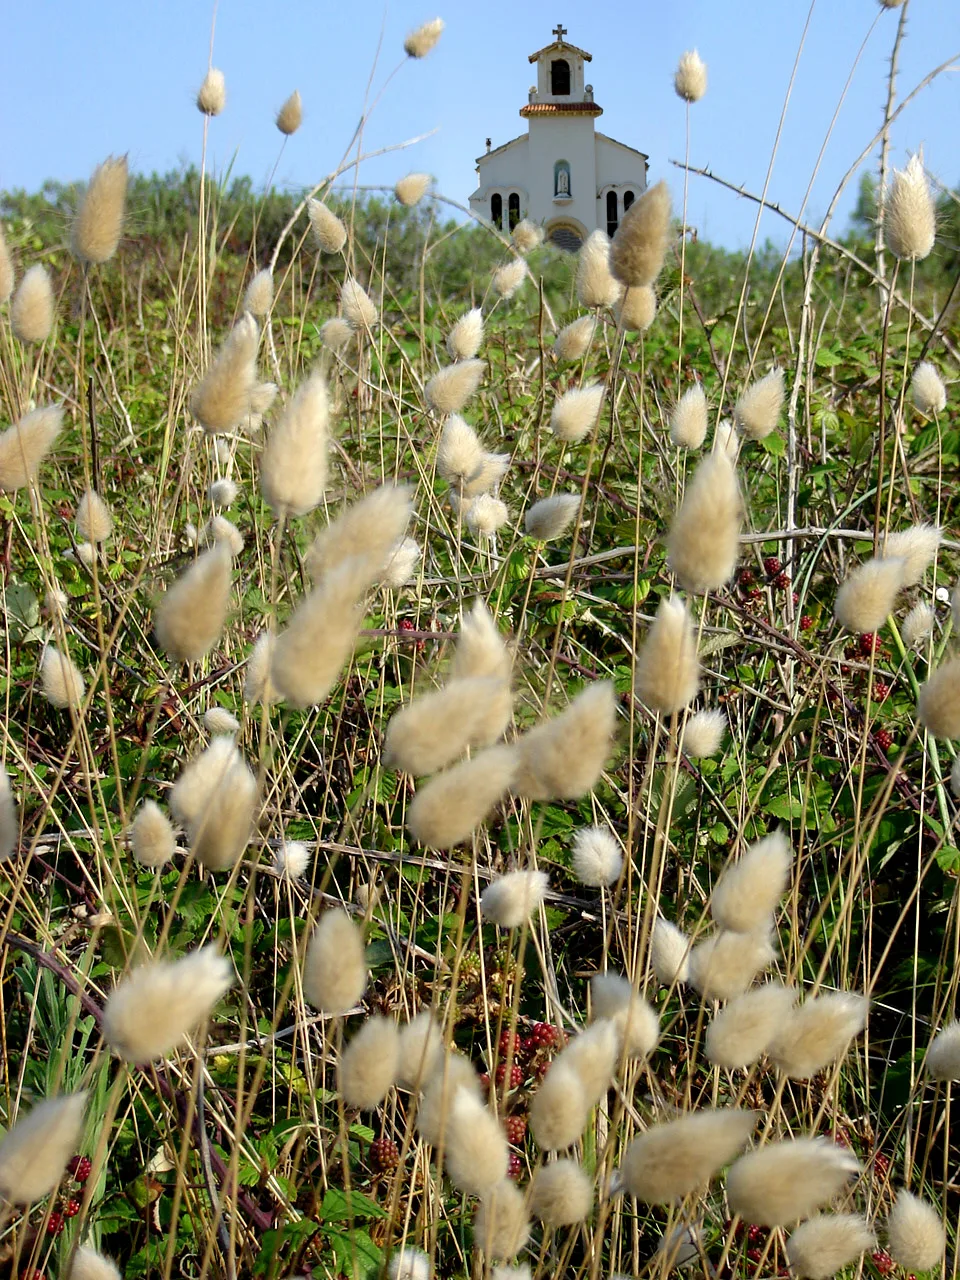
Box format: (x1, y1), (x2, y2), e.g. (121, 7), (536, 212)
(520, 102), (603, 117)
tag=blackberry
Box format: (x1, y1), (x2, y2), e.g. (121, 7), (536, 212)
(747, 1225), (767, 1245)
(519, 1035), (537, 1060)
(19, 1271), (46, 1280)
(738, 568), (755, 588)
(774, 571), (791, 590)
(764, 556), (781, 576)
(860, 632), (880, 656)
(369, 1137), (400, 1174)
(872, 1250), (894, 1276)
(46, 1212), (65, 1236)
(504, 1115), (527, 1145)
(68, 1155), (92, 1182)
(876, 729), (894, 753)
(530, 1022), (557, 1049)
(498, 1029), (518, 1059)
(872, 1151), (891, 1179)
(874, 681), (891, 700)
(64, 1199), (81, 1218)
(495, 1062), (524, 1090)
(799, 615), (813, 631)
(507, 1151), (523, 1181)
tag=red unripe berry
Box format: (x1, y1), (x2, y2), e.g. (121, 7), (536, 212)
(479, 1072), (491, 1090)
(531, 1022), (557, 1048)
(791, 591), (799, 606)
(19, 1271), (46, 1280)
(519, 1035), (537, 1060)
(860, 632), (879, 656)
(747, 1247), (763, 1265)
(738, 569), (755, 588)
(774, 571), (791, 590)
(504, 1115), (527, 1145)
(68, 1154), (92, 1182)
(876, 729), (894, 753)
(800, 615), (813, 631)
(764, 556), (781, 576)
(747, 1225), (767, 1245)
(498, 1030), (518, 1058)
(873, 1151), (891, 1178)
(507, 1151), (523, 1181)
(496, 1062), (524, 1089)
(874, 682), (890, 700)
(872, 1249), (895, 1276)
(46, 1212), (65, 1236)
(369, 1137), (400, 1173)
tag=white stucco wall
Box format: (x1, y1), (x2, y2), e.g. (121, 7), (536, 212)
(527, 117), (597, 231)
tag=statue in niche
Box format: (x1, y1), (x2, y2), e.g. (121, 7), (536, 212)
(555, 164), (570, 197)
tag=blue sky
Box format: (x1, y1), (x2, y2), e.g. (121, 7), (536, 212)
(2, 0), (957, 249)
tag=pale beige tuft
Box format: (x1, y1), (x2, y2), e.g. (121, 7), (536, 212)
(682, 707), (726, 757)
(72, 155), (128, 265)
(926, 1020), (960, 1079)
(209, 477), (238, 508)
(321, 317), (353, 351)
(726, 1138), (861, 1227)
(551, 383), (605, 443)
(735, 368), (785, 441)
(883, 524), (941, 586)
(271, 559), (371, 708)
(197, 67), (226, 115)
(339, 1016), (400, 1108)
(711, 830), (792, 932)
(170, 736), (257, 870)
(670, 385), (709, 449)
(397, 1011), (444, 1088)
(0, 405), (63, 490)
(130, 800), (176, 869)
(69, 1245), (123, 1280)
(154, 544), (232, 663)
(834, 556), (904, 633)
(617, 285), (657, 333)
(572, 826), (623, 887)
(395, 173), (431, 206)
(204, 707), (239, 736)
(635, 594), (700, 715)
(190, 314), (259, 434)
(0, 225), (13, 303)
(341, 277), (378, 329)
(787, 1214), (876, 1279)
(651, 918), (691, 985)
(610, 180), (672, 288)
(688, 930), (774, 1000)
(514, 682), (617, 800)
(465, 493), (508, 536)
(675, 49), (708, 102)
(304, 910), (366, 1015)
(103, 947), (233, 1061)
(667, 451), (741, 592)
(918, 657), (960, 738)
(276, 89), (303, 135)
(576, 229), (621, 308)
(474, 1181), (530, 1259)
(305, 485), (412, 582)
(886, 154), (935, 261)
(463, 450), (509, 497)
(244, 269), (274, 316)
(446, 308), (484, 360)
(76, 489), (113, 543)
(590, 973), (659, 1059)
(621, 1109), (756, 1204)
(382, 536), (421, 588)
(244, 632), (278, 706)
(902, 603), (935, 651)
(525, 493), (581, 541)
(530, 1060), (589, 1150)
(11, 264), (55, 344)
(910, 362), (947, 417)
(437, 414), (485, 487)
(406, 744), (517, 849)
(249, 381), (278, 415)
(404, 17), (444, 57)
(770, 992), (868, 1079)
(886, 1190), (946, 1271)
(705, 983), (797, 1069)
(512, 219), (544, 254)
(384, 677), (512, 775)
(554, 315), (596, 361)
(0, 771), (18, 861)
(492, 258), (527, 300)
(426, 360), (485, 415)
(443, 1088), (509, 1195)
(529, 1159), (593, 1225)
(480, 869), (549, 928)
(260, 371), (329, 518)
(453, 600), (512, 681)
(308, 199), (348, 253)
(40, 644), (85, 709)
(416, 1053), (480, 1145)
(0, 1093), (87, 1203)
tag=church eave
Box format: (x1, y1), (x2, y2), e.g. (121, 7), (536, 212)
(520, 102), (602, 117)
(528, 40), (592, 63)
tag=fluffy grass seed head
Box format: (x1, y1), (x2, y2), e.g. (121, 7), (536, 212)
(675, 49), (708, 102)
(197, 67), (226, 115)
(918, 656), (960, 738)
(667, 450), (741, 593)
(524, 493), (580, 541)
(902, 602), (935, 650)
(260, 371), (329, 518)
(834, 556), (905, 633)
(416, 1053), (481, 1145)
(554, 315), (596, 361)
(396, 172), (431, 206)
(447, 308), (484, 360)
(620, 1109), (757, 1204)
(651, 918), (691, 985)
(474, 1181), (530, 1259)
(590, 973), (659, 1059)
(688, 929), (775, 1001)
(926, 1021), (960, 1079)
(884, 524), (941, 587)
(209, 477), (238, 508)
(787, 1215), (876, 1279)
(69, 1245), (123, 1280)
(617, 284), (657, 332)
(72, 155), (127, 265)
(102, 947), (233, 1062)
(727, 1138), (861, 1227)
(244, 631), (278, 706)
(308, 199), (348, 254)
(276, 89), (302, 134)
(572, 826), (622, 887)
(530, 1060), (590, 1150)
(886, 1190), (946, 1271)
(382, 536), (421, 588)
(11, 264), (54, 344)
(705, 983), (797, 1069)
(406, 744), (518, 849)
(735, 368), (785, 441)
(480, 869), (548, 929)
(437, 414), (484, 487)
(243, 269), (273, 316)
(273, 840), (310, 881)
(682, 707), (726, 757)
(397, 1011), (444, 1089)
(388, 1248), (431, 1280)
(576, 229), (621, 308)
(711, 830), (792, 933)
(512, 219), (544, 254)
(529, 1159), (593, 1226)
(0, 226), (12, 303)
(453, 600), (512, 681)
(551, 383), (605, 443)
(0, 1092), (87, 1204)
(76, 490), (113, 543)
(40, 644), (85, 709)
(635, 594), (700, 716)
(610, 180), (672, 288)
(0, 771), (18, 861)
(303, 910), (367, 1016)
(305, 484), (412, 583)
(670, 384), (708, 449)
(463, 451), (509, 497)
(466, 493), (509, 536)
(0, 405), (63, 490)
(154, 543), (232, 663)
(321, 317), (353, 352)
(130, 800), (175, 869)
(443, 1088), (510, 1195)
(886, 154), (935, 261)
(190, 314), (258, 434)
(514, 681), (617, 801)
(492, 259), (528, 301)
(170, 736), (257, 870)
(384, 677), (513, 775)
(249, 381), (278, 416)
(203, 707), (239, 736)
(770, 993), (868, 1079)
(341, 277), (378, 329)
(911, 362), (947, 417)
(339, 1016), (400, 1109)
(557, 1019), (618, 1106)
(426, 360), (485, 415)
(405, 17), (444, 57)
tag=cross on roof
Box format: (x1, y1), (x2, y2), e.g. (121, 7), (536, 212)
(553, 23), (567, 40)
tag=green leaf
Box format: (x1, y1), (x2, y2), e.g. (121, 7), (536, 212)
(5, 582), (40, 643)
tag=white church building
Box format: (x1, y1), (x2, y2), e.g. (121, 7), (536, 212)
(468, 25), (648, 251)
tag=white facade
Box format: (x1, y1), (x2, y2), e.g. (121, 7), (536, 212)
(468, 25), (648, 251)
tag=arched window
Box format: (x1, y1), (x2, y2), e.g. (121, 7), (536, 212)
(623, 189), (635, 211)
(554, 161), (571, 198)
(508, 193), (521, 230)
(606, 190), (618, 236)
(491, 193), (503, 230)
(551, 59), (570, 95)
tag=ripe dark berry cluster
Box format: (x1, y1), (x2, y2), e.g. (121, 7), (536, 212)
(860, 632), (880, 656)
(774, 571), (791, 590)
(67, 1154), (92, 1182)
(764, 556), (781, 576)
(875, 729), (894, 753)
(504, 1114), (527, 1145)
(46, 1212), (65, 1236)
(495, 1062), (524, 1090)
(369, 1137), (400, 1173)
